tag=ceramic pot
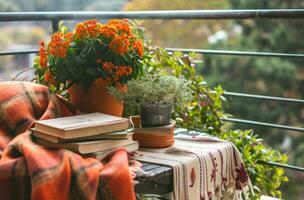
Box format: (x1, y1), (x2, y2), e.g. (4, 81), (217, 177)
(68, 83), (127, 117)
(139, 103), (172, 127)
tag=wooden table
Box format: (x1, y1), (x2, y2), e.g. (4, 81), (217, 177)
(135, 162), (173, 195)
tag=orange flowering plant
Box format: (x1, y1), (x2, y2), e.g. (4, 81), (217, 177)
(33, 19), (144, 92)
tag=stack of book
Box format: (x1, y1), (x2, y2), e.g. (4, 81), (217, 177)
(32, 113), (138, 160)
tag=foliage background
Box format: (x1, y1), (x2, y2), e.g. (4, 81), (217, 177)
(0, 0), (303, 199)
(124, 1), (304, 199)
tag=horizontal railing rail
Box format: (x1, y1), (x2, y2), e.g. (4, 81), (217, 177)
(222, 118), (304, 132)
(4, 48), (304, 59)
(0, 49), (39, 56)
(1, 10), (304, 21)
(224, 91), (304, 104)
(258, 161), (304, 172)
(0, 10), (303, 172)
(166, 48), (304, 58)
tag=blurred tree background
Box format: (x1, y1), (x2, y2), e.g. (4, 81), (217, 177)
(0, 0), (303, 198)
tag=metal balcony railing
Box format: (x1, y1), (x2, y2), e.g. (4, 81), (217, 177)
(0, 10), (304, 173)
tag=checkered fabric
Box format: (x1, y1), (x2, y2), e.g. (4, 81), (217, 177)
(0, 81), (136, 200)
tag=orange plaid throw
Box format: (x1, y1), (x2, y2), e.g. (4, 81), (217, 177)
(0, 81), (136, 200)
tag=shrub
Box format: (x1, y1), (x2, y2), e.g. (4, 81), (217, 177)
(109, 71), (192, 113)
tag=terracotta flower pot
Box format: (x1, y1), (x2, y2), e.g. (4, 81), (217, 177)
(130, 116), (175, 148)
(68, 83), (127, 117)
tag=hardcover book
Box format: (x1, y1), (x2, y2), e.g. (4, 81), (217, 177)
(84, 141), (139, 160)
(32, 129), (134, 143)
(34, 137), (133, 154)
(34, 113), (130, 139)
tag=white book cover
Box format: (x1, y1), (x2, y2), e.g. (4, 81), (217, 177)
(35, 113), (127, 130)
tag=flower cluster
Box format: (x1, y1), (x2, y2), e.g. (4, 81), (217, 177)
(39, 41), (47, 68)
(34, 19), (144, 91)
(48, 32), (73, 58)
(93, 59), (133, 87)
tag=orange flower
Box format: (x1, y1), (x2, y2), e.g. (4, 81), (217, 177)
(99, 25), (116, 38)
(65, 32), (73, 43)
(44, 71), (56, 85)
(114, 66), (133, 77)
(125, 66), (133, 75)
(48, 32), (71, 58)
(94, 78), (105, 87)
(102, 62), (114, 71)
(75, 23), (87, 38)
(119, 67), (126, 77)
(119, 66), (133, 76)
(94, 77), (112, 87)
(108, 19), (131, 36)
(39, 57), (47, 68)
(133, 40), (143, 57)
(109, 35), (130, 54)
(75, 20), (100, 38)
(84, 19), (99, 37)
(39, 41), (47, 67)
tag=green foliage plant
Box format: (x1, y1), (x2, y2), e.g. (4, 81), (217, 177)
(142, 47), (288, 199)
(109, 71), (192, 114)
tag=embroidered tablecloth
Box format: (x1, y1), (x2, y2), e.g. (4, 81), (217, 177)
(134, 134), (252, 200)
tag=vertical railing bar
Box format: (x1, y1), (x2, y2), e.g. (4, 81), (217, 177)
(51, 18), (60, 32)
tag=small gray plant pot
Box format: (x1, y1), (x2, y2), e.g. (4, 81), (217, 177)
(140, 103), (172, 127)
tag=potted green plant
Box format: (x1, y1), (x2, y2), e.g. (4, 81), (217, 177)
(33, 19), (144, 116)
(110, 72), (192, 127)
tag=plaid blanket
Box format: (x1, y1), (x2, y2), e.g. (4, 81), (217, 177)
(0, 81), (136, 200)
